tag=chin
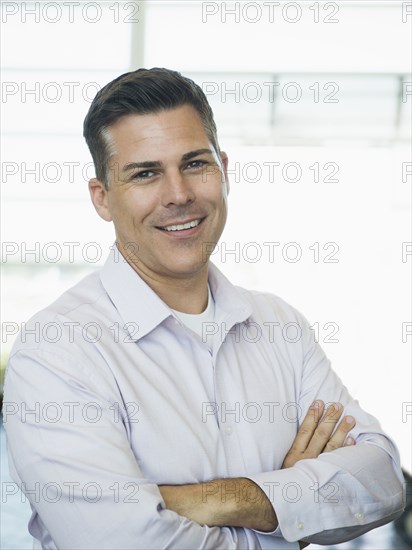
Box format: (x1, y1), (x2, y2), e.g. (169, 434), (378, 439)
(163, 259), (208, 278)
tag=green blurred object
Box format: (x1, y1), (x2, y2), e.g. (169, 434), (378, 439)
(394, 469), (412, 547)
(0, 353), (8, 412)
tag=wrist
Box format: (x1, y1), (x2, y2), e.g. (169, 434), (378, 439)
(202, 477), (278, 532)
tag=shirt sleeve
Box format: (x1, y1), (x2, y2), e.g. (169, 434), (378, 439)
(3, 346), (258, 550)
(247, 310), (405, 544)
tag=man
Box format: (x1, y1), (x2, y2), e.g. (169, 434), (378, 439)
(4, 68), (404, 549)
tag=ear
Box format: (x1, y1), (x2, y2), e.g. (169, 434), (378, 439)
(88, 178), (112, 222)
(220, 151), (230, 194)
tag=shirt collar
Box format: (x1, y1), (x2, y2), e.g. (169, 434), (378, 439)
(100, 246), (172, 341)
(207, 262), (252, 328)
(100, 245), (252, 342)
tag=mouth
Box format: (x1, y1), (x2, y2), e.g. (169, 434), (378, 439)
(156, 217), (205, 234)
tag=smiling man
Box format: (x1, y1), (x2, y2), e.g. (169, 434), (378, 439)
(4, 68), (404, 549)
(88, 105), (229, 312)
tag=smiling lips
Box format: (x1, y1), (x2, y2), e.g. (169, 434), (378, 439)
(157, 218), (204, 232)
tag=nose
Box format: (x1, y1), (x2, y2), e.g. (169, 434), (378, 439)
(161, 169), (195, 207)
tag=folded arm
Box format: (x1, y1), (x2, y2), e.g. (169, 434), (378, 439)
(159, 401), (356, 535)
(160, 391), (404, 545)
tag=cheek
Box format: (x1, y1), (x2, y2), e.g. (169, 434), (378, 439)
(217, 191), (228, 214)
(203, 177), (227, 203)
(109, 192), (151, 225)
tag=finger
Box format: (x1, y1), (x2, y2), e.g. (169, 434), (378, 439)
(306, 402), (344, 455)
(288, 400), (325, 453)
(324, 415), (356, 452)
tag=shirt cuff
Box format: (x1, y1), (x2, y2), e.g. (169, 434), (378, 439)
(247, 466), (325, 542)
(251, 523), (283, 537)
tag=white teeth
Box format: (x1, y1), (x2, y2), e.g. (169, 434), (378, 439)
(162, 219), (201, 232)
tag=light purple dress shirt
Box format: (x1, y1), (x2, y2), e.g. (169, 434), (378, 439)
(3, 248), (404, 549)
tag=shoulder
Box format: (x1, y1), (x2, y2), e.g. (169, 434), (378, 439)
(9, 269), (111, 357)
(235, 285), (310, 327)
(43, 269), (106, 317)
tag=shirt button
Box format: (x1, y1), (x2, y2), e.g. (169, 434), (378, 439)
(224, 426), (233, 435)
(297, 521), (304, 530)
(354, 513), (363, 520)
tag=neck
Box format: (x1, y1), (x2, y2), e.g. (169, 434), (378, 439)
(118, 247), (209, 314)
(151, 276), (209, 314)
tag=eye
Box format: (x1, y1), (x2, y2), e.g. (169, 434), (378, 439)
(186, 160), (207, 170)
(132, 170), (156, 181)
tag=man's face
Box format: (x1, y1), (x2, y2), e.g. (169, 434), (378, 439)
(90, 105), (229, 282)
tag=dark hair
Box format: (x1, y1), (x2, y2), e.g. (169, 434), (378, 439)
(83, 67), (220, 189)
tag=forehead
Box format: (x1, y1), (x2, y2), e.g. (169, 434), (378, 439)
(107, 105), (212, 161)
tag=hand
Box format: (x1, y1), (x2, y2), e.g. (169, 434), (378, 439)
(282, 400), (356, 469)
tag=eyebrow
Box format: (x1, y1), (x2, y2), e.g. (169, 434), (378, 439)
(181, 148), (214, 162)
(122, 148), (214, 173)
